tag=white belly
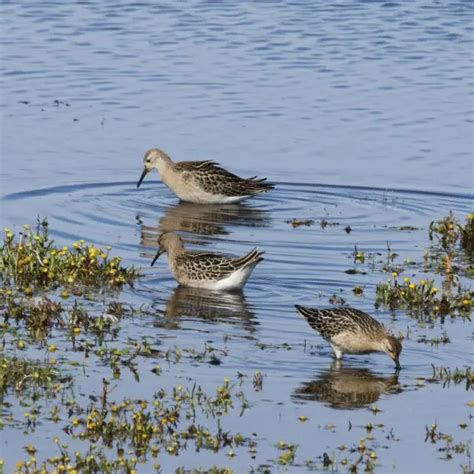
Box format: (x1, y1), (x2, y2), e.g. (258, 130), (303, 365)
(183, 265), (255, 290)
(162, 174), (250, 203)
(177, 189), (250, 204)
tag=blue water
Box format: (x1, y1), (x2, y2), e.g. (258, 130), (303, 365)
(1, 1), (473, 195)
(0, 2), (473, 473)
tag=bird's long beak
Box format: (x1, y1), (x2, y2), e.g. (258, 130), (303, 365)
(151, 249), (164, 266)
(137, 168), (149, 188)
(394, 358), (401, 370)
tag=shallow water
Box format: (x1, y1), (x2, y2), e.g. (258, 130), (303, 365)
(1, 180), (473, 471)
(1, 1), (473, 472)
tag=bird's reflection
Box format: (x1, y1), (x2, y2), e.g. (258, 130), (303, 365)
(158, 286), (257, 333)
(139, 201), (270, 248)
(293, 362), (401, 409)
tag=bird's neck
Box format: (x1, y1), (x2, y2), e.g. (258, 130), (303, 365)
(165, 241), (185, 259)
(155, 158), (176, 186)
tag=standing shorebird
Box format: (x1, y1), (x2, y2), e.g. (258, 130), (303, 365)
(295, 305), (402, 369)
(151, 231), (264, 290)
(137, 148), (274, 204)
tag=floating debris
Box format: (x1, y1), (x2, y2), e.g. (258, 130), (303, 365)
(286, 218), (315, 228)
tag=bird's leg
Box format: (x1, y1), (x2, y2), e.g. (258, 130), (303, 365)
(330, 343), (343, 360)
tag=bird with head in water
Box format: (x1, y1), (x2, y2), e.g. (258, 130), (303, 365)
(295, 305), (402, 369)
(137, 148), (274, 204)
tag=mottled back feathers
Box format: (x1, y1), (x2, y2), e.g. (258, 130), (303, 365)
(295, 305), (386, 341)
(176, 248), (264, 281)
(176, 160), (274, 196)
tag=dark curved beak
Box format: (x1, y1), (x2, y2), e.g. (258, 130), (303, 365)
(394, 358), (401, 370)
(151, 249), (163, 267)
(137, 168), (149, 188)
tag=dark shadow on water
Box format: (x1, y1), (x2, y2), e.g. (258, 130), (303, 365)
(138, 201), (271, 247)
(155, 286), (258, 333)
(293, 362), (402, 409)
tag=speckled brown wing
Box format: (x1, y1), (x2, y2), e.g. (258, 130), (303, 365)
(176, 248), (264, 281)
(295, 306), (385, 340)
(175, 160), (274, 196)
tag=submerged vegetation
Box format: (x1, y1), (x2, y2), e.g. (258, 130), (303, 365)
(0, 212), (472, 472)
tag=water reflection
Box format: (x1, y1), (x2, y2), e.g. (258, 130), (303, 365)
(158, 286), (257, 333)
(139, 201), (270, 247)
(293, 363), (401, 409)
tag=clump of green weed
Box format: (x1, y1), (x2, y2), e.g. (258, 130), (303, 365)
(0, 219), (138, 296)
(425, 423), (471, 463)
(426, 212), (474, 276)
(375, 275), (472, 318)
(459, 213), (474, 259)
(430, 365), (473, 390)
(0, 356), (72, 404)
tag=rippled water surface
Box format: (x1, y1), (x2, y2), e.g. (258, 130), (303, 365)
(1, 1), (473, 472)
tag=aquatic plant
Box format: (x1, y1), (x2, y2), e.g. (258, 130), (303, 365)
(0, 219), (138, 296)
(286, 218), (314, 228)
(417, 330), (450, 346)
(15, 378), (252, 473)
(426, 212), (474, 277)
(430, 365), (473, 390)
(0, 292), (121, 345)
(0, 356), (72, 406)
(276, 442), (297, 465)
(425, 423), (471, 462)
(375, 275), (472, 318)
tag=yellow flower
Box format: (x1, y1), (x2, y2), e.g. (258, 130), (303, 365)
(106, 245), (112, 251)
(79, 239), (85, 244)
(403, 277), (410, 282)
(419, 279), (426, 286)
(48, 344), (57, 352)
(298, 415), (308, 422)
(391, 271), (397, 277)
(73, 327), (81, 336)
(409, 283), (416, 289)
(431, 287), (438, 294)
(73, 242), (81, 249)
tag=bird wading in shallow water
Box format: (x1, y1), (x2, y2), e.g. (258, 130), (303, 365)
(137, 148), (274, 204)
(151, 231), (264, 290)
(295, 305), (402, 369)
